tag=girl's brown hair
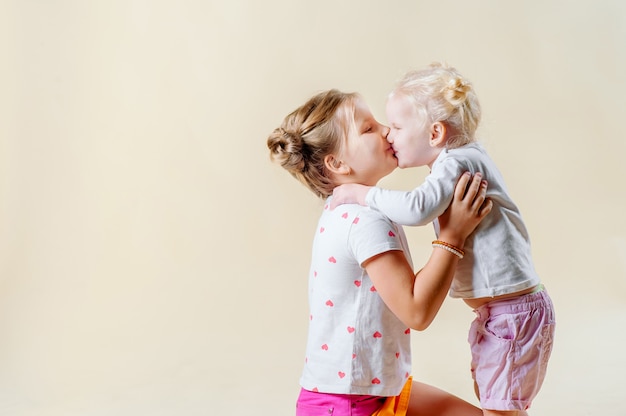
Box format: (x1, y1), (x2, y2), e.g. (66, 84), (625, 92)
(267, 89), (358, 199)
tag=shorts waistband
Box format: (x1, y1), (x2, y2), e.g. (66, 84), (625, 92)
(475, 285), (551, 316)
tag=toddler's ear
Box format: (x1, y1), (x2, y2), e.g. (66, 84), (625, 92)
(430, 122), (447, 147)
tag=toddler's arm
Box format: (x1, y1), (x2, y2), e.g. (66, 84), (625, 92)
(330, 183), (371, 209)
(367, 161), (463, 226)
(365, 183), (451, 226)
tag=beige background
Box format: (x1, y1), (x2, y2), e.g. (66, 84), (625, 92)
(2, 1), (625, 415)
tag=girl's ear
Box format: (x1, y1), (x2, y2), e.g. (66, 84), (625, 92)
(324, 154), (351, 176)
(430, 122), (447, 147)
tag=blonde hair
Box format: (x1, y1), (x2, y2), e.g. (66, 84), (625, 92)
(267, 89), (358, 199)
(391, 62), (481, 148)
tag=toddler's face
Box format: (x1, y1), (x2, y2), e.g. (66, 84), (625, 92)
(385, 94), (441, 169)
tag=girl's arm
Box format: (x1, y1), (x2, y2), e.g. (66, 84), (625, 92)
(363, 172), (490, 330)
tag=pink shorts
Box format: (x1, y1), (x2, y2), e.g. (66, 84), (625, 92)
(296, 389), (385, 416)
(296, 377), (412, 416)
(468, 287), (555, 411)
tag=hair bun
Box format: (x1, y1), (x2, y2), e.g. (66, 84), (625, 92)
(444, 76), (470, 106)
(267, 127), (307, 173)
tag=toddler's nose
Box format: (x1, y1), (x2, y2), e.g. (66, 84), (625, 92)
(383, 125), (391, 140)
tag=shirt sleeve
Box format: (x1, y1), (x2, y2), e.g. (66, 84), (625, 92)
(364, 156), (466, 226)
(347, 209), (405, 266)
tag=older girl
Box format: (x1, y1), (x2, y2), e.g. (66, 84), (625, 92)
(267, 89), (492, 416)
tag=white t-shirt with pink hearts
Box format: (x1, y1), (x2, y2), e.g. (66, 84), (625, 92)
(299, 199), (413, 396)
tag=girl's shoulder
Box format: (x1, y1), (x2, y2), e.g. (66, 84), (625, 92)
(322, 202), (392, 227)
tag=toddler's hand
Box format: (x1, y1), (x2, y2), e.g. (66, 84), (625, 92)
(330, 184), (371, 210)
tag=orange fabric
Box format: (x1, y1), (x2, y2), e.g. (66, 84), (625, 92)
(371, 377), (412, 416)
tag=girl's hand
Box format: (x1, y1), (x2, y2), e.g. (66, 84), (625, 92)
(437, 172), (492, 247)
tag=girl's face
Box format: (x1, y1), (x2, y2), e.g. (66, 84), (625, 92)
(386, 94), (441, 169)
(339, 99), (397, 186)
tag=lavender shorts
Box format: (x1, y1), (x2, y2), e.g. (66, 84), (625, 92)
(468, 287), (555, 411)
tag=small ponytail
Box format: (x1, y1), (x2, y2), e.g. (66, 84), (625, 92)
(443, 75), (472, 107)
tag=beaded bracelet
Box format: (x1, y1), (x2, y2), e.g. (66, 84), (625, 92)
(432, 240), (465, 259)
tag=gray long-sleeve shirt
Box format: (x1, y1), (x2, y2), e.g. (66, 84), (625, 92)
(365, 143), (540, 299)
